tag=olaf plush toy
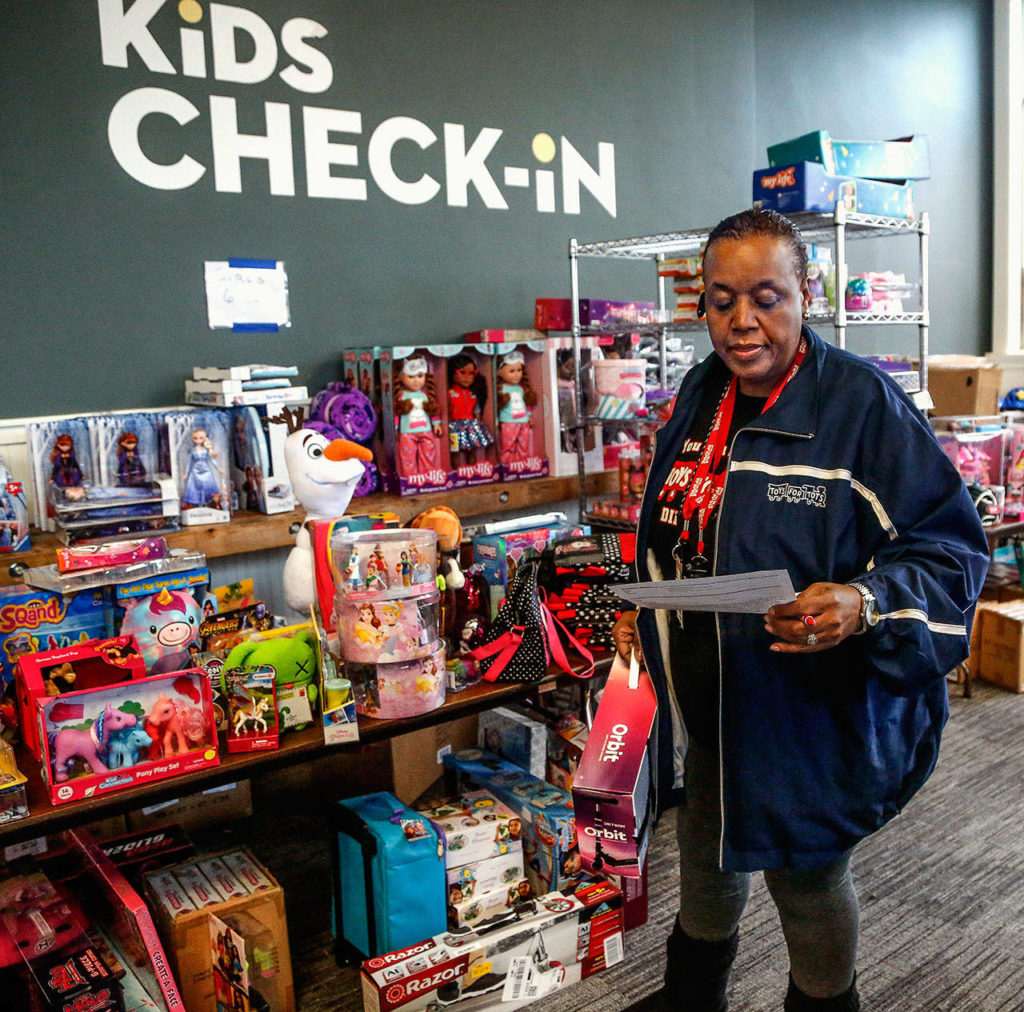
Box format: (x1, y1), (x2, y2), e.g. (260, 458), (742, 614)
(273, 407), (373, 613)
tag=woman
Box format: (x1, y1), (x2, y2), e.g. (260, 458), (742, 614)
(621, 209), (989, 1011)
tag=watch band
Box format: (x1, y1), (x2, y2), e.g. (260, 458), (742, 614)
(848, 581), (876, 634)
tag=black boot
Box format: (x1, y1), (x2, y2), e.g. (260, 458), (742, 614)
(663, 920), (738, 1011)
(784, 973), (860, 1011)
(623, 920), (738, 1012)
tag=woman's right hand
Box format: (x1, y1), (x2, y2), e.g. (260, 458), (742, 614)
(612, 609), (641, 664)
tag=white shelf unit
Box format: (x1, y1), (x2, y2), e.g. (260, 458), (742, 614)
(567, 202), (930, 523)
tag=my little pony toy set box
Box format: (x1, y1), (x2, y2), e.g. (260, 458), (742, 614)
(15, 635), (146, 760)
(35, 667), (218, 806)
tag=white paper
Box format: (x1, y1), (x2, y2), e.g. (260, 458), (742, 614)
(616, 570), (796, 614)
(205, 260), (290, 330)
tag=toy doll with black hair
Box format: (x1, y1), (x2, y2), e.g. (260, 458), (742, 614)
(447, 352), (493, 467)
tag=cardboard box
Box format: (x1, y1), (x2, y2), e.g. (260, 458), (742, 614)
(389, 715), (478, 805)
(442, 749), (581, 897)
(361, 880), (623, 1012)
(418, 790), (523, 868)
(753, 161), (915, 219)
(144, 847), (294, 1012)
(925, 356), (1003, 417)
(127, 781), (253, 834)
(68, 827), (185, 1010)
(767, 130), (930, 180)
(978, 600), (1024, 691)
(478, 706), (549, 778)
(572, 656), (657, 878)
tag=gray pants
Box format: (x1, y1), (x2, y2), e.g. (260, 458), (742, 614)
(676, 742), (859, 999)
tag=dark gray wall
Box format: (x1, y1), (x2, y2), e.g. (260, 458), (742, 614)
(1, 1), (991, 417)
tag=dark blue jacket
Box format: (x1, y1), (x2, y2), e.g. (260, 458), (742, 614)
(635, 327), (990, 871)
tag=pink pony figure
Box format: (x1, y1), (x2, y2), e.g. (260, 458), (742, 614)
(52, 703), (137, 782)
(119, 588), (202, 674)
(144, 693), (188, 757)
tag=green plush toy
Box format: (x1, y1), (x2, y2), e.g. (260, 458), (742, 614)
(224, 630), (320, 731)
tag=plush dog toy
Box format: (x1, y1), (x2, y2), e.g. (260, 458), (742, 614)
(223, 630), (320, 731)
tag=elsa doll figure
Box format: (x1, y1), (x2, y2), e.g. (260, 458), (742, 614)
(182, 428), (222, 508)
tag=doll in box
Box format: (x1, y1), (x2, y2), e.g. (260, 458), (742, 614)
(496, 350), (537, 465)
(182, 428), (223, 509)
(447, 353), (494, 467)
(116, 431), (148, 487)
(50, 434), (83, 489)
(394, 357), (443, 479)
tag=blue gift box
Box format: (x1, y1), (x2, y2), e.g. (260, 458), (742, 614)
(753, 162), (915, 220)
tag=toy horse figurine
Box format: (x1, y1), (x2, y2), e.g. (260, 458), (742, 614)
(145, 693), (188, 756)
(52, 704), (137, 782)
(233, 695), (270, 735)
(106, 725), (154, 770)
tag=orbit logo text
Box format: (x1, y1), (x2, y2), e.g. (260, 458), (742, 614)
(98, 0), (618, 215)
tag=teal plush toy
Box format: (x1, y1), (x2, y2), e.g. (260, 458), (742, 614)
(223, 631), (320, 731)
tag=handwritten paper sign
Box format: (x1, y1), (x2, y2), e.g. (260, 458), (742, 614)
(205, 259), (290, 331)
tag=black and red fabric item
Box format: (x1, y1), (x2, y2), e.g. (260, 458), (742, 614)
(469, 558), (594, 683)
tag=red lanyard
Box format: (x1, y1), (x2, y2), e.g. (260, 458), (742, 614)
(678, 338), (807, 557)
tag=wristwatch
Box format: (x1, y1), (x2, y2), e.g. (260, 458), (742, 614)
(848, 582), (879, 634)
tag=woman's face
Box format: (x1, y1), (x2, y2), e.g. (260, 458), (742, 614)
(703, 235), (809, 397)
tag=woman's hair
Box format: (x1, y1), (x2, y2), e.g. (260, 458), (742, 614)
(703, 208), (808, 282)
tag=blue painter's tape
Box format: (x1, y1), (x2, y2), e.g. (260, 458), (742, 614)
(228, 258), (277, 270)
(232, 322), (280, 333)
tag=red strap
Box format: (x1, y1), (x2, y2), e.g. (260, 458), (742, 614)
(469, 627), (524, 682)
(541, 602), (594, 679)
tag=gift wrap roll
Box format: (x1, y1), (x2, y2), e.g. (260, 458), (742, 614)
(332, 528), (437, 599)
(335, 588), (440, 664)
(348, 641), (446, 719)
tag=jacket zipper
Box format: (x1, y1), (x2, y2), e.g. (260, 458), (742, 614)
(711, 422), (813, 868)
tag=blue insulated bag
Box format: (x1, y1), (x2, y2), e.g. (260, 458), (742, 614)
(331, 791), (447, 963)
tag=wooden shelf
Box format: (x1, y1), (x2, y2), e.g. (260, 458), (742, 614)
(2, 471), (617, 585)
(0, 659), (609, 847)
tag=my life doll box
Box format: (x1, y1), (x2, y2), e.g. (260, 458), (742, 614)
(572, 654), (657, 879)
(16, 635), (147, 761)
(379, 347), (457, 495)
(476, 338), (549, 482)
(539, 336), (605, 478)
(35, 668), (219, 806)
(445, 346), (500, 487)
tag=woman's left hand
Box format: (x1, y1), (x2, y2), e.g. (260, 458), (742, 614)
(764, 582), (863, 653)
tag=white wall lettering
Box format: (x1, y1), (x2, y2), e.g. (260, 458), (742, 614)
(96, 0), (617, 215)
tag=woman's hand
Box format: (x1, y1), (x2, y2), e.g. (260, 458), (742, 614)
(612, 609), (642, 664)
(764, 582), (863, 653)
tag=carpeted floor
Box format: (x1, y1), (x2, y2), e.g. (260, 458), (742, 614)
(208, 679), (1024, 1011)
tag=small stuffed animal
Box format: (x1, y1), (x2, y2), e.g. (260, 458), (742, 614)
(223, 631), (320, 731)
(270, 407), (373, 613)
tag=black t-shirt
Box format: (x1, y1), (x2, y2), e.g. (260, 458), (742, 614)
(648, 372), (766, 746)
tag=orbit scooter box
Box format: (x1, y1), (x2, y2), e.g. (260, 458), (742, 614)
(360, 880), (623, 1012)
(572, 654), (657, 878)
